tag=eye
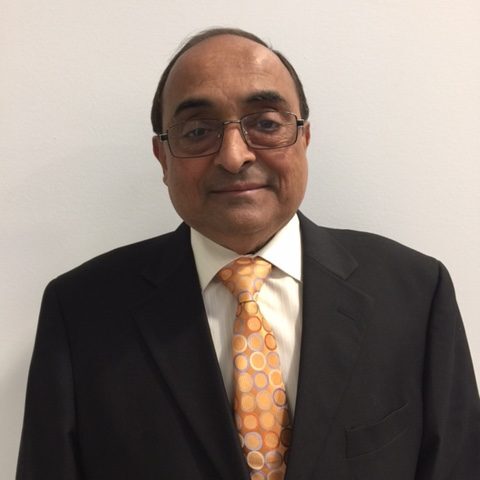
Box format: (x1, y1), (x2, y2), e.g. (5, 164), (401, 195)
(178, 120), (219, 141)
(184, 127), (210, 138)
(255, 119), (280, 132)
(244, 112), (284, 134)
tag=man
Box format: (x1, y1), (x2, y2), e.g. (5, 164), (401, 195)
(17, 28), (479, 479)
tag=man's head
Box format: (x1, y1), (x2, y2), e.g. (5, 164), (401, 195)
(152, 28), (311, 254)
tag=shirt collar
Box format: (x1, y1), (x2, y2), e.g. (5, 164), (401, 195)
(190, 214), (302, 291)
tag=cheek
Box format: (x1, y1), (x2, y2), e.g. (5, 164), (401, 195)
(272, 153), (308, 196)
(286, 164), (308, 200)
(289, 145), (309, 187)
(166, 162), (206, 202)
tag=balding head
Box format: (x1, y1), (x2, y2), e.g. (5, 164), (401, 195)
(151, 27), (309, 134)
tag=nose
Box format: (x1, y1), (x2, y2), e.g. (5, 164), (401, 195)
(213, 122), (256, 173)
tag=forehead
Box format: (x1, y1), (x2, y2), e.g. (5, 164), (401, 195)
(162, 35), (300, 123)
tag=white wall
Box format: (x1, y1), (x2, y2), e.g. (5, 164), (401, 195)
(2, 0), (479, 475)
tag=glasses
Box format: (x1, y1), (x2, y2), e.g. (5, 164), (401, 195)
(158, 111), (305, 158)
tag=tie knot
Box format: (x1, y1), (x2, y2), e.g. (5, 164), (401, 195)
(218, 257), (272, 303)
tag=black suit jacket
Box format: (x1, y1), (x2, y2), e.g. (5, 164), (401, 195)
(17, 213), (480, 479)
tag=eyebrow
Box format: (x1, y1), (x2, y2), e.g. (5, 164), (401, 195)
(243, 90), (289, 108)
(173, 98), (215, 118)
(171, 90), (290, 120)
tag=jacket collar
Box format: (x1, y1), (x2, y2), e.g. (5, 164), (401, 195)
(298, 211), (358, 280)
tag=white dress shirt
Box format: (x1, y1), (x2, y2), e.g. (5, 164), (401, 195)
(190, 214), (303, 415)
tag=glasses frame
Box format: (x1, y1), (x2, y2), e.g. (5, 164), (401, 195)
(158, 111), (305, 159)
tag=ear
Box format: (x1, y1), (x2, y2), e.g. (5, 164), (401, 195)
(152, 136), (169, 185)
(303, 121), (311, 147)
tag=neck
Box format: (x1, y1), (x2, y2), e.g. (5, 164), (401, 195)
(216, 234), (274, 255)
(189, 215), (296, 255)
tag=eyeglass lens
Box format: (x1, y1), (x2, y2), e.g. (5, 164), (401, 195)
(167, 111), (299, 158)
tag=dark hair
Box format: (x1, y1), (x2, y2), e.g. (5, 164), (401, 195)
(150, 27), (309, 134)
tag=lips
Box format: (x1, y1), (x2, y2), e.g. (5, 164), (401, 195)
(211, 183), (267, 194)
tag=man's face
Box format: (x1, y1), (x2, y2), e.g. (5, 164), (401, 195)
(153, 35), (310, 254)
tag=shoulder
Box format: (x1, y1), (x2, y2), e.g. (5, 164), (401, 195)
(299, 213), (442, 288)
(328, 227), (436, 267)
(50, 223), (190, 291)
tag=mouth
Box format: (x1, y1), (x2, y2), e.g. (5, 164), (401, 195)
(211, 183), (268, 195)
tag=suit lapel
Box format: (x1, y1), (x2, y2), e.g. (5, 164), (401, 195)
(286, 214), (373, 480)
(132, 225), (248, 480)
(130, 217), (372, 480)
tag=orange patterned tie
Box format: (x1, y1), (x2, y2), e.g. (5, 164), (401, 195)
(218, 257), (292, 480)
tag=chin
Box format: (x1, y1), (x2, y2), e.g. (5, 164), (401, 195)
(225, 215), (286, 247)
(224, 210), (270, 229)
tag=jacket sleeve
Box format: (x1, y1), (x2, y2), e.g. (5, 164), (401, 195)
(16, 281), (83, 480)
(416, 262), (480, 479)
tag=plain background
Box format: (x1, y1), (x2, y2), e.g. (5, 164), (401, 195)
(1, 1), (479, 476)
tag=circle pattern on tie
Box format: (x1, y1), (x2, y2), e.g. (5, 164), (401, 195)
(218, 257), (291, 479)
